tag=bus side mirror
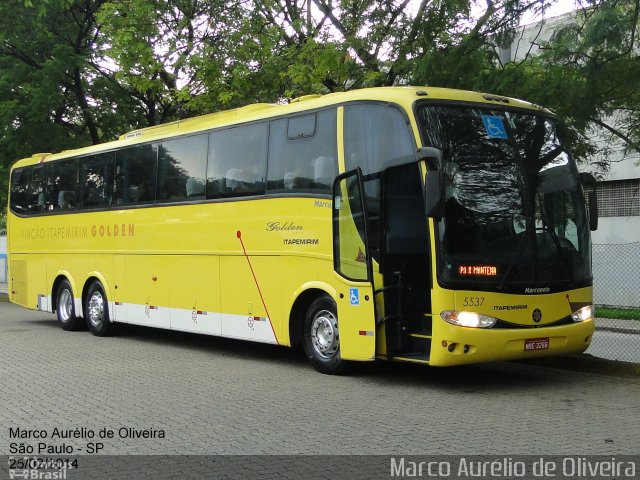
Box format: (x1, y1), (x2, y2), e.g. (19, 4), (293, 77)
(579, 172), (598, 231)
(418, 147), (445, 219)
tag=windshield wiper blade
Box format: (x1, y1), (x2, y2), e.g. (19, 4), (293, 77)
(537, 199), (574, 282)
(496, 216), (533, 291)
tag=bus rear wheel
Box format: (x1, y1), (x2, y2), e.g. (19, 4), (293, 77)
(85, 281), (113, 337)
(303, 295), (346, 375)
(56, 280), (83, 331)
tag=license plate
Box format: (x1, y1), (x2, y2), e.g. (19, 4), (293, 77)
(524, 337), (549, 352)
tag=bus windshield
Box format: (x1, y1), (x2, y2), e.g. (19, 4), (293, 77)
(418, 104), (592, 294)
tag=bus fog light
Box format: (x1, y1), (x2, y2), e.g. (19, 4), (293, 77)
(572, 305), (593, 322)
(440, 310), (497, 328)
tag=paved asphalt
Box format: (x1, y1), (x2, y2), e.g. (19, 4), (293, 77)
(1, 296), (639, 478)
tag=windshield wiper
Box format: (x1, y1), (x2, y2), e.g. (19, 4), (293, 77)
(537, 196), (574, 281)
(496, 215), (533, 291)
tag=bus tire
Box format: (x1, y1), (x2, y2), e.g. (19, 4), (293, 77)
(85, 281), (113, 337)
(303, 295), (346, 375)
(56, 280), (83, 331)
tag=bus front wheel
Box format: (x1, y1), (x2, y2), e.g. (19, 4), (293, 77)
(56, 280), (83, 331)
(303, 295), (346, 375)
(85, 281), (113, 337)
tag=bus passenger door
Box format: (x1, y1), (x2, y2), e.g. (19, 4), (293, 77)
(378, 162), (432, 362)
(332, 168), (376, 361)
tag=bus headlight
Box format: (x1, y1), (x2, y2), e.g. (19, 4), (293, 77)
(571, 305), (593, 322)
(440, 310), (497, 328)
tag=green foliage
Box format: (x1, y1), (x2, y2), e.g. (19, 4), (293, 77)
(412, 0), (640, 168)
(596, 306), (640, 321)
(0, 1), (93, 197)
(533, 0), (640, 168)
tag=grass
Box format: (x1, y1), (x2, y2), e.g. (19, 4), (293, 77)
(596, 306), (640, 321)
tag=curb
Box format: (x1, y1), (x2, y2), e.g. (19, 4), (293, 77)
(596, 317), (640, 336)
(519, 354), (640, 378)
(596, 326), (640, 335)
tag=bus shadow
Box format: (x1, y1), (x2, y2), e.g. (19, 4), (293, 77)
(113, 322), (306, 367)
(351, 359), (574, 392)
(25, 316), (295, 356)
(115, 322), (581, 391)
(27, 316), (580, 390)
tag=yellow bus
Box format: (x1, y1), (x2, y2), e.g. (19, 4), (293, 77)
(7, 87), (597, 374)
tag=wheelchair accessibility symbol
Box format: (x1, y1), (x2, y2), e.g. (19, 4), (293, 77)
(349, 288), (360, 306)
(482, 115), (508, 139)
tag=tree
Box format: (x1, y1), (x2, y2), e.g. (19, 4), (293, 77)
(417, 0), (640, 171)
(96, 0), (242, 120)
(249, 0), (542, 94)
(527, 0), (640, 171)
(0, 0), (146, 210)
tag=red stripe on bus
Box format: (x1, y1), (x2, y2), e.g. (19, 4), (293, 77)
(237, 230), (278, 344)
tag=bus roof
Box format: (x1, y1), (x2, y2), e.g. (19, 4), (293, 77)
(11, 86), (549, 169)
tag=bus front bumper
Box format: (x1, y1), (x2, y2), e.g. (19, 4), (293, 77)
(429, 318), (595, 366)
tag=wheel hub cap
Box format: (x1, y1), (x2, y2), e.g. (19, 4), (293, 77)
(59, 289), (73, 321)
(311, 310), (339, 359)
(88, 292), (104, 327)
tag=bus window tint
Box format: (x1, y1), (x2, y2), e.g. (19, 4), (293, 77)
(47, 160), (78, 211)
(114, 144), (158, 205)
(158, 134), (208, 202)
(10, 168), (30, 214)
(80, 152), (115, 208)
(28, 166), (47, 213)
(344, 104), (416, 260)
(344, 104), (415, 175)
(207, 123), (267, 198)
(267, 110), (337, 193)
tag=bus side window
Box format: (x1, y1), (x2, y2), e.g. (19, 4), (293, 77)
(10, 168), (30, 214)
(207, 123), (268, 199)
(344, 104), (415, 175)
(47, 159), (78, 212)
(267, 109), (337, 194)
(80, 152), (115, 208)
(28, 166), (47, 213)
(344, 103), (417, 261)
(114, 143), (158, 205)
(157, 134), (208, 202)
